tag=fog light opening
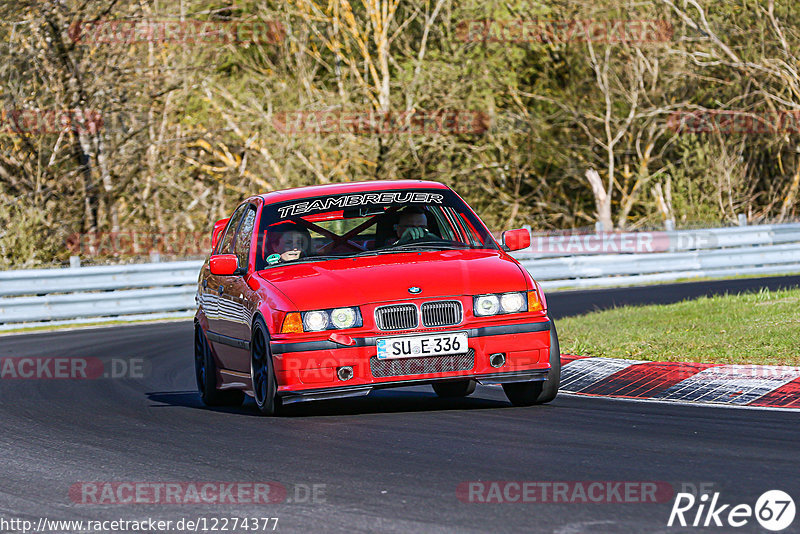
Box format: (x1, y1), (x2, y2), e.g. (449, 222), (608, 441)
(337, 366), (354, 381)
(489, 353), (506, 368)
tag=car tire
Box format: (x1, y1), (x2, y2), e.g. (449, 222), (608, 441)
(502, 322), (561, 406)
(432, 379), (477, 398)
(250, 317), (282, 416)
(195, 324), (245, 407)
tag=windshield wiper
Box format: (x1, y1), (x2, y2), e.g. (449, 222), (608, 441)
(350, 242), (476, 256)
(343, 245), (427, 257)
(266, 244), (479, 265)
(389, 242), (475, 250)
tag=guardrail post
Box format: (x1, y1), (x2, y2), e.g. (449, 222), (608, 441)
(69, 256), (81, 268)
(665, 219), (675, 231)
(738, 214), (748, 226)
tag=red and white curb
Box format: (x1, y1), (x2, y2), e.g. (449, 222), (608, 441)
(559, 355), (800, 408)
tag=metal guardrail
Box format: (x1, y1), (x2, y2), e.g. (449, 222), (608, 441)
(525, 244), (800, 289)
(0, 261), (203, 329)
(0, 261), (203, 297)
(516, 223), (800, 289)
(1, 223), (799, 327)
(517, 222), (800, 258)
(0, 286), (197, 324)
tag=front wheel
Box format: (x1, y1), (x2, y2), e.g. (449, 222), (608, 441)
(432, 379), (476, 398)
(250, 317), (282, 416)
(503, 322), (561, 406)
(195, 324), (245, 407)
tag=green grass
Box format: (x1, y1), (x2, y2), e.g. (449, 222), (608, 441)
(558, 287), (800, 366)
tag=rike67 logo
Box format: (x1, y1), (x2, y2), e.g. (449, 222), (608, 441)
(668, 490), (796, 531)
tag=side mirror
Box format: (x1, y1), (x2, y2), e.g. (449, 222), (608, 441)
(211, 218), (230, 251)
(502, 229), (531, 251)
(209, 254), (240, 276)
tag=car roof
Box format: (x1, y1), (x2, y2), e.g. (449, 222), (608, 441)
(254, 180), (450, 204)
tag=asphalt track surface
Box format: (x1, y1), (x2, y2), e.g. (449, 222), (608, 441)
(1, 276), (800, 534)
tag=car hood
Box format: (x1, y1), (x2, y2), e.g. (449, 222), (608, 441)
(256, 249), (528, 310)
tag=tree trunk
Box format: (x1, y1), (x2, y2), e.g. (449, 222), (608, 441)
(585, 168), (613, 231)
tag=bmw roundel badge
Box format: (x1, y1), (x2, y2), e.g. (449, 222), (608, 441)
(408, 286), (422, 294)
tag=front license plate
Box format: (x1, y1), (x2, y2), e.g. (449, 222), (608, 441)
(376, 332), (469, 360)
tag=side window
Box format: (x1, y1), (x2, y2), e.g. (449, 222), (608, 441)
(217, 204), (248, 255)
(459, 213), (482, 246)
(233, 206), (257, 270)
(430, 207), (460, 242)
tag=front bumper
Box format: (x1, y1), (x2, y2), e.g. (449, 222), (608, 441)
(271, 319), (552, 404)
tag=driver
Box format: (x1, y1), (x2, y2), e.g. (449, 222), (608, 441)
(392, 207), (439, 245)
(266, 222), (312, 263)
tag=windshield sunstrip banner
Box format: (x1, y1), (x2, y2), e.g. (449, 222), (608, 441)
(276, 191), (444, 218)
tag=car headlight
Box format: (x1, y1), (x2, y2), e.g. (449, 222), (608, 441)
(303, 310), (329, 332)
(474, 295), (500, 316)
(500, 292), (525, 313)
(298, 307), (363, 332)
(473, 292), (528, 316)
(330, 307), (357, 329)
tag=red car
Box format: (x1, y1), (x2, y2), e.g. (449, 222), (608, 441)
(194, 180), (560, 415)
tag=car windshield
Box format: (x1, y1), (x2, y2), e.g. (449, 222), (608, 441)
(254, 188), (498, 269)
